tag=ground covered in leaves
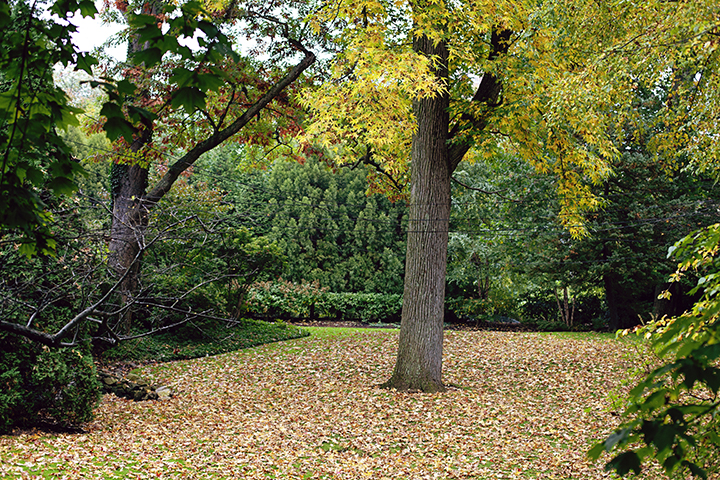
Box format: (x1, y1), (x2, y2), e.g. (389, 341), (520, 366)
(1, 328), (662, 479)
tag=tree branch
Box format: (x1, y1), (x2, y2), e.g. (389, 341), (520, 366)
(145, 44), (316, 205)
(447, 28), (512, 171)
(450, 176), (520, 202)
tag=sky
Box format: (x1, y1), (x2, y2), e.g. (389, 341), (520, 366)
(67, 9), (127, 61)
(66, 7), (205, 63)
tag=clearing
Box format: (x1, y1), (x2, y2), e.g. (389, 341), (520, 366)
(0, 328), (659, 479)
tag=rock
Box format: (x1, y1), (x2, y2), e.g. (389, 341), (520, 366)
(98, 370), (174, 402)
(155, 386), (172, 401)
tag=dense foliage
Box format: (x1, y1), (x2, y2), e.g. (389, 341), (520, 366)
(243, 280), (403, 323)
(255, 158), (407, 294)
(591, 225), (720, 478)
(0, 0), (92, 255)
(0, 335), (99, 433)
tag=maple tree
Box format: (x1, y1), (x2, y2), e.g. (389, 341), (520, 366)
(0, 0), (95, 256)
(0, 0), (312, 342)
(90, 0), (319, 331)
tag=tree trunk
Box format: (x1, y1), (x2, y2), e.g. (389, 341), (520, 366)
(382, 27), (509, 392)
(108, 163), (149, 333)
(103, 9), (315, 333)
(382, 35), (451, 393)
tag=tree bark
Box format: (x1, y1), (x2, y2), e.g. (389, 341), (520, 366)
(382, 27), (511, 392)
(108, 162), (149, 333)
(382, 35), (451, 393)
(107, 0), (158, 333)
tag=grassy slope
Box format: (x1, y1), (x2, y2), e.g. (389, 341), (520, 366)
(99, 319), (309, 363)
(0, 328), (663, 479)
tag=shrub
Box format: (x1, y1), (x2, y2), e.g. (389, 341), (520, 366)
(445, 291), (520, 324)
(317, 292), (402, 323)
(243, 281), (402, 323)
(0, 334), (100, 433)
(243, 280), (327, 319)
(100, 318), (309, 363)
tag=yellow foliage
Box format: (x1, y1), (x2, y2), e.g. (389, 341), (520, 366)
(301, 0), (720, 231)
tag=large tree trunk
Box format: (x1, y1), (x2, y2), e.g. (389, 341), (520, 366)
(108, 162), (149, 333)
(382, 27), (510, 392)
(382, 35), (451, 393)
(107, 0), (159, 333)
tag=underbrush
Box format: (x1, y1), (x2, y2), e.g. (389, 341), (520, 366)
(98, 318), (308, 363)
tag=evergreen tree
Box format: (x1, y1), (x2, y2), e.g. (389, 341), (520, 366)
(256, 157), (407, 294)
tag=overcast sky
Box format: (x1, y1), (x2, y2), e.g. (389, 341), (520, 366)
(67, 10), (127, 61)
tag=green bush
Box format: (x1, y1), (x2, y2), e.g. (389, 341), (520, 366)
(0, 334), (100, 433)
(317, 292), (402, 323)
(445, 292), (519, 323)
(244, 281), (402, 323)
(243, 280), (327, 319)
(100, 318), (308, 363)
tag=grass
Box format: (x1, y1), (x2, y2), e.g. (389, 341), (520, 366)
(98, 318), (309, 363)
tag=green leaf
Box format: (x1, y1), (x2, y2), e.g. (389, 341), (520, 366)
(47, 176), (77, 196)
(654, 425), (676, 452)
(171, 86), (206, 113)
(100, 102), (124, 119)
(116, 79), (137, 96)
(604, 428), (630, 451)
(640, 420), (658, 443)
(643, 391), (667, 411)
(132, 47), (163, 68)
(606, 451), (642, 476)
(127, 106), (157, 123)
(25, 167), (44, 186)
(195, 73), (225, 91)
(75, 53), (98, 75)
(588, 442), (606, 460)
(104, 117), (136, 143)
(78, 0), (98, 17)
(0, 2), (10, 28)
(18, 242), (37, 258)
(169, 67), (195, 87)
(197, 20), (219, 38)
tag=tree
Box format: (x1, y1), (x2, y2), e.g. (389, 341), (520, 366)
(578, 0), (720, 476)
(91, 0), (317, 331)
(302, 0), (626, 391)
(445, 153), (541, 320)
(257, 156), (407, 293)
(0, 0), (96, 256)
(0, 0), (307, 344)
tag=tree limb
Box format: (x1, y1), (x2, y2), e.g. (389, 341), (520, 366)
(145, 42), (316, 205)
(447, 28), (512, 171)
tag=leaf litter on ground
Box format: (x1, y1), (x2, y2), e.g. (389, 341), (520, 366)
(0, 329), (666, 479)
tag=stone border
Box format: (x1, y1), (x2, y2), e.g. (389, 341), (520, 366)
(98, 371), (173, 402)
